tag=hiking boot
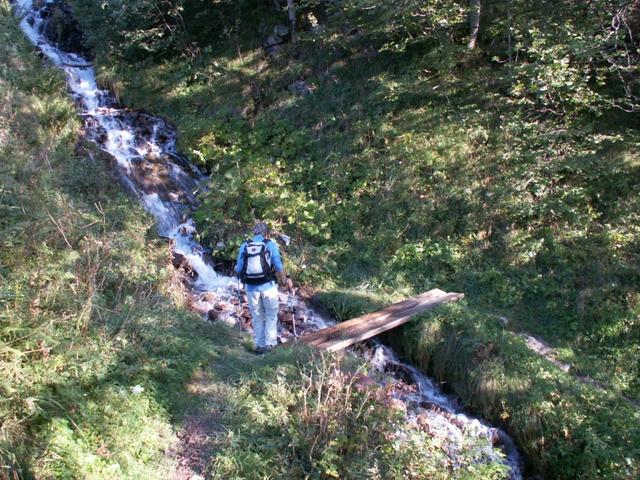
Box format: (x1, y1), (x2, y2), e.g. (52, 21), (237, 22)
(254, 346), (266, 355)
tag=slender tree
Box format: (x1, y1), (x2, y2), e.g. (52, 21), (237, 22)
(468, 0), (481, 49)
(287, 0), (298, 42)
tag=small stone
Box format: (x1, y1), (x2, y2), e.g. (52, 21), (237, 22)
(200, 292), (217, 302)
(287, 80), (314, 96)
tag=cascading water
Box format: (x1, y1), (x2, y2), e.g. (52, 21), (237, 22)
(13, 1), (523, 477)
(360, 341), (522, 477)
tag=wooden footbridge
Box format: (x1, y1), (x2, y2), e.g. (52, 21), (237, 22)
(298, 289), (464, 352)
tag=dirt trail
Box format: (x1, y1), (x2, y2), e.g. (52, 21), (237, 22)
(167, 368), (225, 480)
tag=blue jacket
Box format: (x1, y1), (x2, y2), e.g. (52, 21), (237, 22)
(235, 235), (283, 292)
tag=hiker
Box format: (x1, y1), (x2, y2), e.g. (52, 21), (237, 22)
(235, 221), (292, 354)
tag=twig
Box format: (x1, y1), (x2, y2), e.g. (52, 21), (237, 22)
(47, 211), (72, 249)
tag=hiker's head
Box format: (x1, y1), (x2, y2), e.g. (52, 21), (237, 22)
(253, 221), (269, 237)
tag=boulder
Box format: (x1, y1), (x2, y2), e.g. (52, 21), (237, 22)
(172, 251), (187, 269)
(287, 80), (314, 96)
(273, 24), (289, 38)
(263, 24), (290, 55)
(263, 34), (284, 49)
(41, 3), (92, 57)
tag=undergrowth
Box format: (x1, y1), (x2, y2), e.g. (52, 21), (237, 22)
(211, 350), (509, 479)
(57, 0), (640, 477)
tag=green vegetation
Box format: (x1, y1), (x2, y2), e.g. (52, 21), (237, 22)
(70, 0), (640, 393)
(390, 303), (640, 479)
(65, 0), (640, 477)
(2, 2), (508, 478)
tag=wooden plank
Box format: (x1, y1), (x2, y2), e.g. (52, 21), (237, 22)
(300, 289), (448, 346)
(299, 289), (464, 352)
(317, 292), (463, 352)
(302, 289), (449, 347)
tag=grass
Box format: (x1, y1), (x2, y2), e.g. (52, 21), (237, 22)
(386, 304), (640, 479)
(53, 0), (640, 477)
(1, 3), (227, 476)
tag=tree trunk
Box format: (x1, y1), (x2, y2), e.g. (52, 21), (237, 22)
(287, 0), (297, 43)
(468, 0), (481, 49)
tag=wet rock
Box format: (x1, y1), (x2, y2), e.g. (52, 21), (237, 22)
(238, 318), (251, 332)
(41, 2), (92, 57)
(278, 310), (294, 324)
(384, 363), (413, 385)
(264, 34), (284, 49)
(187, 296), (210, 316)
(201, 251), (217, 269)
(127, 154), (195, 206)
(171, 251), (196, 278)
(199, 292), (217, 303)
(172, 251), (188, 269)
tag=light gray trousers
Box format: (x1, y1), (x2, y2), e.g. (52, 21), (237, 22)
(246, 285), (279, 348)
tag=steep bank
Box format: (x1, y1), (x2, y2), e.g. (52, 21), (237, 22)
(0, 1), (220, 476)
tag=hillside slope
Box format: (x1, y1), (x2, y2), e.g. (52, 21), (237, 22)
(50, 0), (640, 477)
(2, 2), (515, 478)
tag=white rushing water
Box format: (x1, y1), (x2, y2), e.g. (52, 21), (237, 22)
(14, 1), (523, 476)
(362, 341), (522, 478)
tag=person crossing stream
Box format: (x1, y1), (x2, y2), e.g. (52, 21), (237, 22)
(12, 0), (523, 477)
(235, 221), (294, 354)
